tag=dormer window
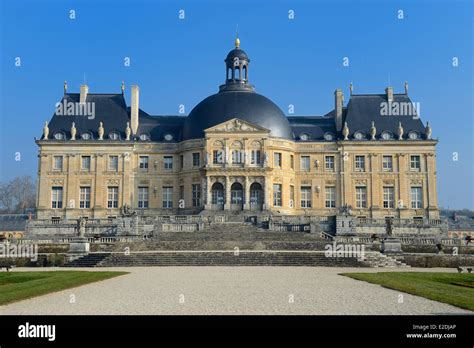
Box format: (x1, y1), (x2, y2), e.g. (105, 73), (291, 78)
(164, 133), (173, 141)
(299, 133), (310, 141)
(381, 131), (393, 140)
(81, 132), (92, 140)
(109, 131), (120, 140)
(53, 132), (65, 140)
(408, 131), (419, 140)
(139, 134), (150, 141)
(323, 132), (334, 141)
(354, 131), (365, 140)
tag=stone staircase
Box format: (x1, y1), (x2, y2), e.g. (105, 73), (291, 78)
(362, 253), (410, 268)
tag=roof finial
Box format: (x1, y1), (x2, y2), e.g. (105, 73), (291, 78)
(235, 25), (240, 48)
(404, 81), (408, 95)
(64, 81), (68, 95)
(121, 81), (125, 95)
(349, 82), (353, 95)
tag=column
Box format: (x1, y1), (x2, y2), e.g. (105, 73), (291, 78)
(204, 176), (211, 209)
(263, 177), (269, 210)
(244, 177), (250, 210)
(224, 176), (231, 210)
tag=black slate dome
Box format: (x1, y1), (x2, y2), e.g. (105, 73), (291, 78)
(182, 39), (293, 141)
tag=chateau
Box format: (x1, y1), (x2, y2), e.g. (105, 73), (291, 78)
(36, 39), (439, 225)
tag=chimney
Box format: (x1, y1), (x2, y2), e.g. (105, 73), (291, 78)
(131, 85), (139, 135)
(80, 84), (89, 103)
(335, 89), (344, 131)
(385, 86), (394, 103)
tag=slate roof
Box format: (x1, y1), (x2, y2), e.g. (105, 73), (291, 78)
(42, 91), (430, 143)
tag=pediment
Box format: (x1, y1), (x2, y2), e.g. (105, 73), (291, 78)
(204, 118), (270, 134)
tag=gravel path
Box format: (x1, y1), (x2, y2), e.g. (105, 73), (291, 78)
(0, 267), (471, 315)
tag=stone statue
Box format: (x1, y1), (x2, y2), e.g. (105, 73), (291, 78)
(425, 122), (432, 140)
(70, 122), (77, 140)
(98, 122), (104, 140)
(43, 121), (49, 140)
(121, 204), (136, 217)
(342, 122), (349, 140)
(340, 204), (352, 216)
(370, 121), (376, 140)
(397, 122), (404, 140)
(385, 217), (393, 236)
(263, 152), (269, 166)
(125, 122), (131, 140)
(77, 217), (86, 237)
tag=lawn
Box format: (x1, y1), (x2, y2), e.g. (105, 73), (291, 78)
(0, 271), (128, 305)
(341, 272), (474, 311)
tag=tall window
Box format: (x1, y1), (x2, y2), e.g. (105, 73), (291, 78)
(382, 156), (393, 171)
(109, 156), (119, 171)
(325, 186), (336, 208)
(411, 187), (423, 209)
(410, 155), (421, 171)
(179, 155), (184, 170)
(290, 155), (294, 169)
(213, 150), (223, 164)
(53, 156), (63, 171)
(107, 187), (119, 208)
(273, 184), (282, 207)
(79, 187), (91, 208)
(355, 156), (365, 172)
(383, 187), (395, 208)
(251, 150), (261, 165)
(164, 156), (173, 170)
(300, 186), (312, 208)
(51, 187), (63, 209)
(355, 186), (367, 208)
(325, 156), (335, 171)
(139, 156), (149, 170)
(81, 156), (91, 171)
(289, 185), (295, 208)
(192, 184), (201, 207)
(138, 187), (149, 208)
(232, 150), (243, 164)
(192, 153), (200, 167)
(274, 153), (282, 167)
(162, 187), (173, 208)
(300, 156), (310, 171)
(179, 186), (185, 201)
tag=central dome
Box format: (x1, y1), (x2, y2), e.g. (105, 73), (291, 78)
(182, 39), (293, 141)
(182, 91), (294, 140)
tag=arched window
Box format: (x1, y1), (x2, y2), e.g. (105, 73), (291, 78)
(231, 182), (243, 204)
(211, 183), (224, 205)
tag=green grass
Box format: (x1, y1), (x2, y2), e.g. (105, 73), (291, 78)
(0, 271), (128, 305)
(341, 272), (474, 311)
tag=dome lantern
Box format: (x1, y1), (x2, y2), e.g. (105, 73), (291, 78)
(221, 37), (254, 92)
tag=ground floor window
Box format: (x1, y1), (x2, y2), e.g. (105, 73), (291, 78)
(325, 186), (336, 208)
(383, 186), (395, 209)
(300, 186), (312, 208)
(162, 187), (173, 208)
(231, 182), (243, 204)
(250, 182), (263, 205)
(411, 187), (423, 209)
(79, 186), (91, 209)
(192, 184), (201, 207)
(107, 187), (118, 208)
(273, 184), (282, 207)
(211, 183), (224, 205)
(355, 186), (367, 208)
(51, 187), (63, 209)
(138, 187), (149, 208)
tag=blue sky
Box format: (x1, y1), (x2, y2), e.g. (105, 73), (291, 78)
(0, 0), (472, 209)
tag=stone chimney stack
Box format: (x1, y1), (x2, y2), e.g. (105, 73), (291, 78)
(80, 84), (89, 103)
(131, 85), (139, 135)
(335, 89), (344, 132)
(385, 86), (394, 103)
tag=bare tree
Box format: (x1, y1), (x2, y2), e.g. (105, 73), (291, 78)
(0, 182), (14, 212)
(0, 176), (36, 213)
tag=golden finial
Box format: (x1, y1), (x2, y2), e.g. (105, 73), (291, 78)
(235, 25), (240, 48)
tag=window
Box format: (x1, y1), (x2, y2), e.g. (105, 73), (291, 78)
(324, 132), (334, 141)
(300, 133), (310, 141)
(251, 150), (261, 165)
(162, 187), (173, 208)
(138, 187), (149, 208)
(355, 156), (365, 172)
(232, 150), (243, 164)
(109, 156), (119, 171)
(164, 133), (173, 141)
(109, 132), (120, 140)
(274, 153), (282, 167)
(139, 134), (150, 141)
(53, 156), (63, 171)
(192, 184), (201, 207)
(408, 131), (419, 140)
(410, 155), (421, 171)
(300, 156), (310, 171)
(79, 187), (91, 209)
(325, 156), (335, 171)
(164, 156), (173, 170)
(179, 155), (184, 170)
(107, 187), (119, 208)
(300, 187), (312, 208)
(81, 132), (91, 140)
(192, 153), (200, 167)
(355, 187), (367, 208)
(325, 186), (336, 208)
(213, 150), (223, 164)
(354, 131), (365, 140)
(139, 156), (149, 170)
(383, 187), (395, 209)
(381, 131), (393, 140)
(179, 186), (185, 201)
(51, 187), (63, 209)
(289, 185), (295, 208)
(54, 132), (65, 140)
(290, 155), (294, 169)
(382, 156), (393, 171)
(411, 187), (423, 209)
(81, 156), (91, 171)
(273, 184), (282, 207)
